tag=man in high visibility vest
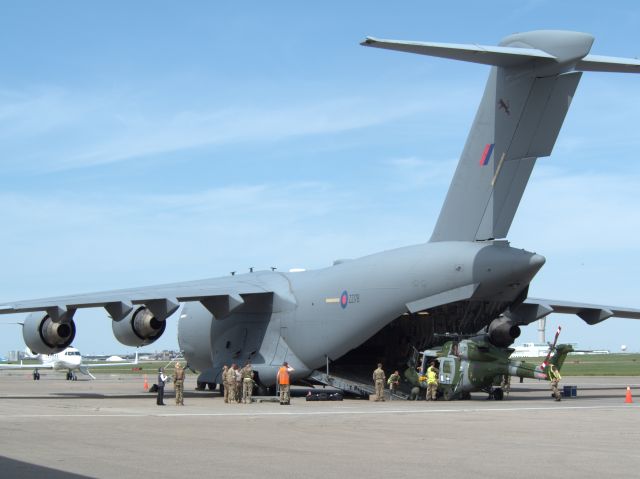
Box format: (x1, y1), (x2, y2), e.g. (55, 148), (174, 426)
(549, 364), (562, 401)
(277, 361), (293, 405)
(426, 361), (439, 401)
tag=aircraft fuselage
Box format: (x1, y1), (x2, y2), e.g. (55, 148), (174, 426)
(179, 240), (545, 386)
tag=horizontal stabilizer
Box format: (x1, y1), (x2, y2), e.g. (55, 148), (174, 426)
(361, 37), (557, 67)
(576, 54), (640, 73)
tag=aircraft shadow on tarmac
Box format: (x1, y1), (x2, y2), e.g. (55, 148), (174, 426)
(1, 391), (220, 400)
(0, 455), (93, 479)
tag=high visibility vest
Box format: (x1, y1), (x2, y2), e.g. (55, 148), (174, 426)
(427, 367), (438, 384)
(548, 368), (561, 381)
(278, 366), (290, 385)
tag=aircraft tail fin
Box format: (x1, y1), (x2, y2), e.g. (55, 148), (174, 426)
(363, 31), (640, 241)
(549, 344), (574, 372)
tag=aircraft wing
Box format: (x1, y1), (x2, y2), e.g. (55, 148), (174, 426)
(0, 274), (281, 321)
(0, 362), (52, 371)
(508, 298), (640, 325)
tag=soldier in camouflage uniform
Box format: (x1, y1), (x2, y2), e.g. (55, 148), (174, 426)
(226, 363), (238, 404)
(221, 365), (229, 403)
(387, 370), (400, 400)
(234, 364), (242, 403)
(372, 363), (386, 401)
(241, 362), (254, 404)
(173, 362), (185, 406)
(549, 364), (562, 401)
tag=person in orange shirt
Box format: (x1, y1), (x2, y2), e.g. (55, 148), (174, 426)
(277, 361), (293, 405)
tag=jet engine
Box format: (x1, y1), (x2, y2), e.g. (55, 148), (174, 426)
(112, 306), (166, 347)
(487, 317), (521, 348)
(23, 312), (76, 354)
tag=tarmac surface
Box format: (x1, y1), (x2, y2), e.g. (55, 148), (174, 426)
(0, 372), (639, 478)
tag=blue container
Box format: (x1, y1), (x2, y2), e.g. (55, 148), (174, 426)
(562, 385), (577, 397)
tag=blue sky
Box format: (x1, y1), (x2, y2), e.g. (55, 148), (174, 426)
(1, 1), (640, 355)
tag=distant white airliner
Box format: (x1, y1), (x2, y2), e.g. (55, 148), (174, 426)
(0, 347), (138, 380)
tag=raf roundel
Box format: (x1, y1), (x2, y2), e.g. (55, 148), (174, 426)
(340, 291), (348, 309)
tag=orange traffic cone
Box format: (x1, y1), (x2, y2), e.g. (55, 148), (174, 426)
(625, 386), (633, 403)
(143, 374), (149, 392)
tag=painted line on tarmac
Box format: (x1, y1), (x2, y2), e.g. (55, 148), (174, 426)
(0, 403), (638, 419)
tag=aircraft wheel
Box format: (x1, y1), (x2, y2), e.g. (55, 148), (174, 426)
(461, 392), (472, 400)
(443, 390), (453, 401)
(195, 382), (206, 391)
(207, 383), (217, 391)
(493, 388), (504, 401)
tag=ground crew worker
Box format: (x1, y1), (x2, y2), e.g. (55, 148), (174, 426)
(234, 364), (243, 403)
(372, 363), (386, 401)
(241, 362), (254, 404)
(387, 370), (400, 400)
(500, 374), (511, 397)
(226, 363), (238, 404)
(173, 362), (185, 406)
(426, 361), (439, 401)
(277, 361), (292, 405)
(221, 365), (229, 403)
(156, 367), (167, 406)
(549, 364), (562, 401)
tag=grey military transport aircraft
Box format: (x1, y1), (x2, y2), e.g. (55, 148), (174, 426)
(2, 30), (640, 392)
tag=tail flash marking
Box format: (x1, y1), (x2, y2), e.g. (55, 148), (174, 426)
(479, 143), (495, 166)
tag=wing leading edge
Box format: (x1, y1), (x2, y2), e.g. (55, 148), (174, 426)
(0, 273), (290, 322)
(508, 298), (640, 325)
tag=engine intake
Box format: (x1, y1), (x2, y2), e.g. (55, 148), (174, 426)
(112, 306), (166, 347)
(487, 317), (521, 348)
(23, 312), (76, 354)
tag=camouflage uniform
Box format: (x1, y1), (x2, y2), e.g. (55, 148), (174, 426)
(277, 363), (291, 405)
(241, 364), (254, 404)
(372, 365), (386, 401)
(500, 374), (511, 397)
(226, 365), (237, 404)
(173, 363), (185, 405)
(221, 365), (229, 403)
(549, 365), (562, 401)
(387, 372), (400, 400)
(235, 367), (242, 403)
(426, 364), (439, 400)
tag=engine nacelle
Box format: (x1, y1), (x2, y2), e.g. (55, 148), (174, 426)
(487, 317), (521, 348)
(23, 312), (76, 354)
(112, 306), (166, 347)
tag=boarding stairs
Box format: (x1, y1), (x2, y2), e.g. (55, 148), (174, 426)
(309, 370), (409, 400)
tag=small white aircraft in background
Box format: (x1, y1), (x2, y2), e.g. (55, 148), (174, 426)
(0, 347), (138, 380)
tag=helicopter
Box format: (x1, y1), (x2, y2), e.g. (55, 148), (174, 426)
(405, 322), (571, 400)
